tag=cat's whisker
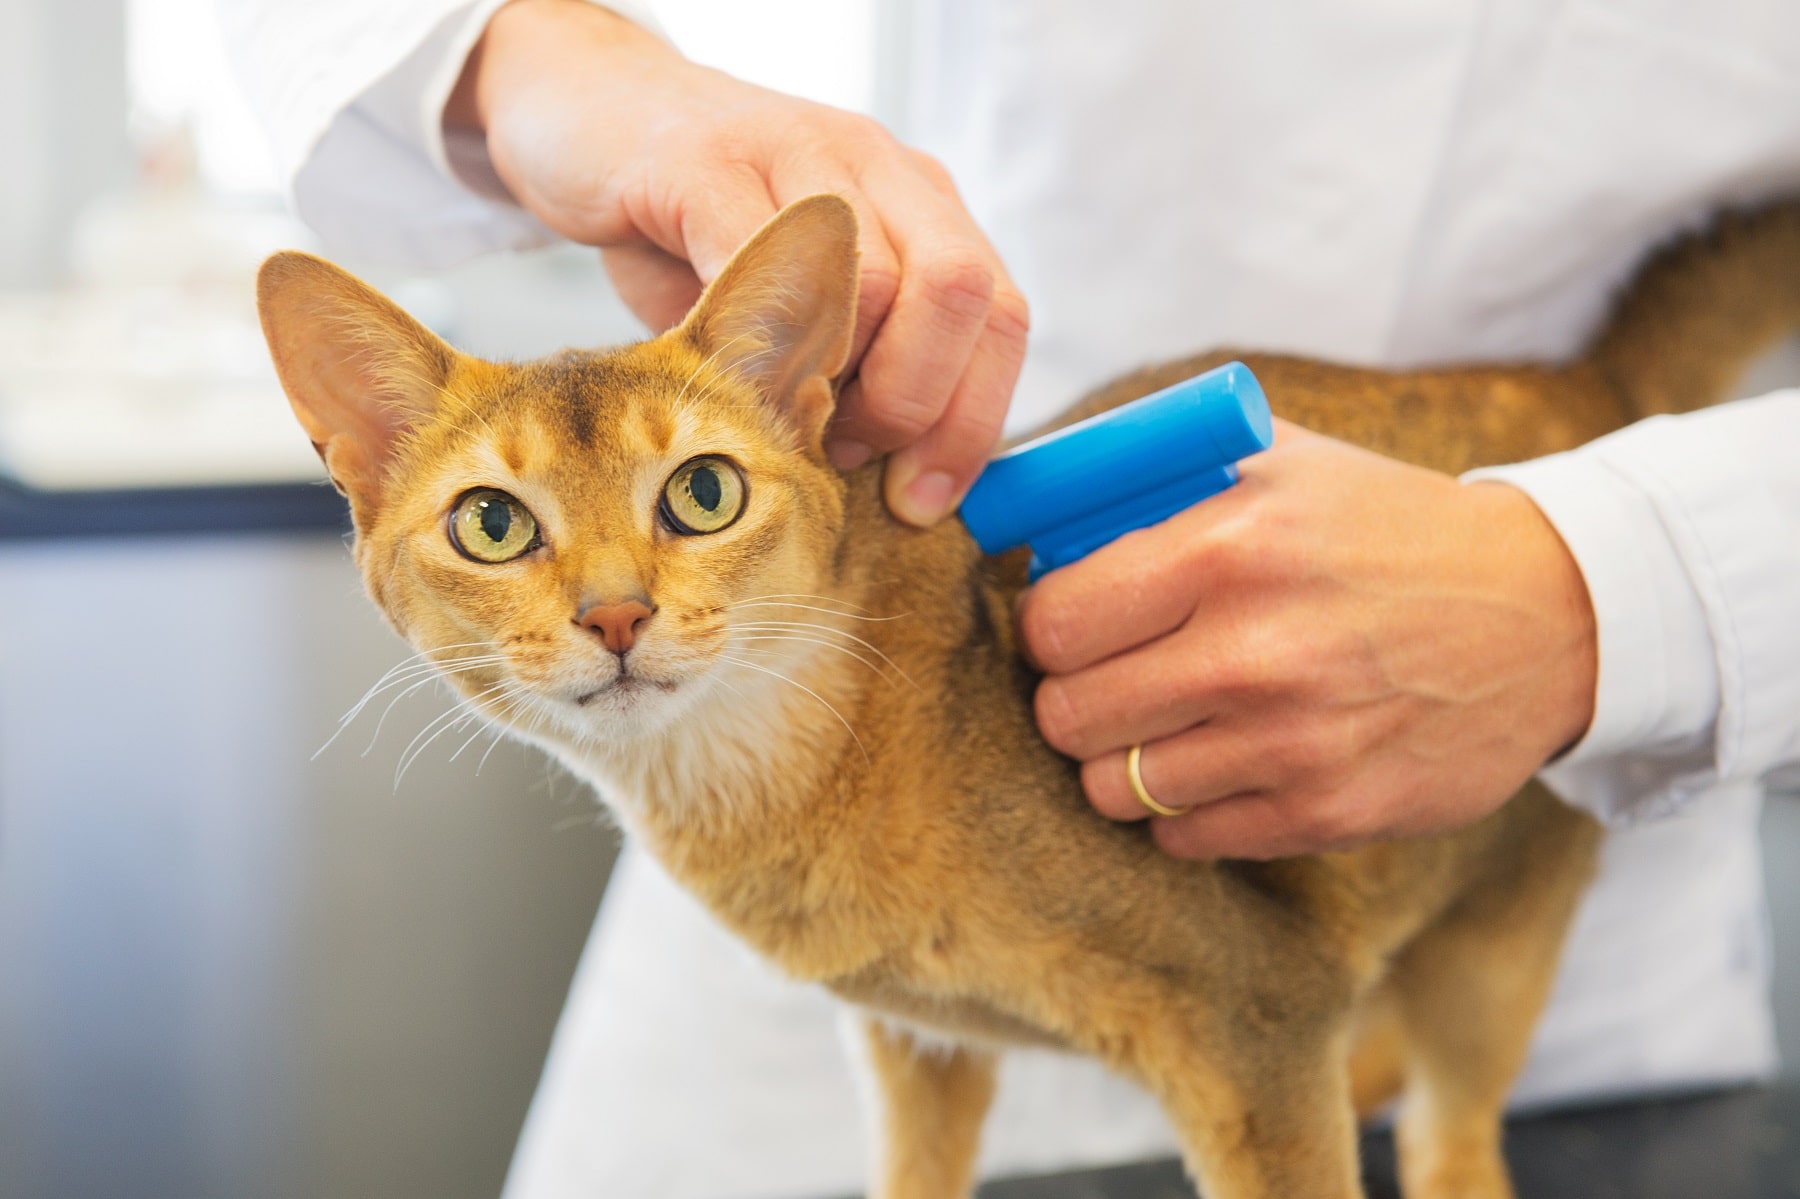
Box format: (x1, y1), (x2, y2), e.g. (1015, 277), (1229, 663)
(393, 679), (520, 789)
(360, 672), (495, 758)
(394, 697), (486, 786)
(704, 666), (752, 700)
(339, 655), (510, 722)
(479, 686), (568, 773)
(476, 723), (515, 775)
(718, 653), (869, 763)
(359, 676), (443, 758)
(333, 648), (509, 725)
(447, 717), (494, 765)
(727, 593), (902, 619)
(729, 632), (907, 690)
(325, 670), (461, 762)
(392, 708), (472, 789)
(447, 684), (532, 763)
(327, 662), (464, 738)
(373, 641), (500, 674)
(444, 676), (540, 759)
(731, 620), (919, 690)
(726, 600), (911, 624)
(339, 656), (513, 760)
(731, 633), (887, 676)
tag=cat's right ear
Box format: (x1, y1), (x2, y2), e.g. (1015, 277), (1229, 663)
(256, 252), (456, 504)
(678, 194), (861, 451)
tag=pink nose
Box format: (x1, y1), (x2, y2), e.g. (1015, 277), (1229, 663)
(577, 599), (655, 655)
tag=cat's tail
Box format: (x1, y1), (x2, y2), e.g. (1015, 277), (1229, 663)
(1586, 199), (1800, 419)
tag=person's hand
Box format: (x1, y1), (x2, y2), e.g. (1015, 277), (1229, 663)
(1016, 420), (1598, 860)
(446, 0), (1028, 526)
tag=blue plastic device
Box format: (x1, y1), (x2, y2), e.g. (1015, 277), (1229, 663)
(959, 361), (1273, 579)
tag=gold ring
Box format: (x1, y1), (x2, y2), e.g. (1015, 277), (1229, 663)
(1127, 744), (1183, 818)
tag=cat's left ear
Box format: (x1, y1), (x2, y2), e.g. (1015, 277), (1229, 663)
(678, 194), (860, 450)
(256, 252), (457, 508)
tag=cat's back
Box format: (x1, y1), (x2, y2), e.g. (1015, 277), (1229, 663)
(1059, 350), (1627, 474)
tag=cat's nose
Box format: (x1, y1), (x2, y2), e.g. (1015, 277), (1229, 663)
(577, 598), (656, 655)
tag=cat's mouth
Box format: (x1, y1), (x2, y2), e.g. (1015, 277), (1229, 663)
(573, 669), (679, 707)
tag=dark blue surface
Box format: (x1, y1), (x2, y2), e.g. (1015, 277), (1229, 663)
(0, 476), (350, 540)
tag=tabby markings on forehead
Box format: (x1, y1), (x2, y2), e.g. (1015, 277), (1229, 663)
(521, 352), (679, 453)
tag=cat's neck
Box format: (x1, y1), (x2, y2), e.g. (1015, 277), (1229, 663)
(558, 643), (872, 831)
(550, 604), (891, 978)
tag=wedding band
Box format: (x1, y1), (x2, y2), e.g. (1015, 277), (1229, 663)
(1126, 744), (1183, 818)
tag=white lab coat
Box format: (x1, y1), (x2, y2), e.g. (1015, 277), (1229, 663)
(222, 2), (1800, 1195)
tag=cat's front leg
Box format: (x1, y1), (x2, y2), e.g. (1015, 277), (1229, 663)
(860, 1017), (998, 1199)
(1133, 1015), (1365, 1199)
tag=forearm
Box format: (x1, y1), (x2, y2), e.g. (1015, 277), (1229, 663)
(439, 0), (731, 250)
(446, 0), (669, 134)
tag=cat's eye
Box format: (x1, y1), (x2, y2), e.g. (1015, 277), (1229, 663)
(449, 489), (540, 563)
(661, 456), (747, 535)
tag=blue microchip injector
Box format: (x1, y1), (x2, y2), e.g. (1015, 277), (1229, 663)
(958, 361), (1273, 579)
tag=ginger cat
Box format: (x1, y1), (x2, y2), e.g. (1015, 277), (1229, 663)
(257, 195), (1800, 1199)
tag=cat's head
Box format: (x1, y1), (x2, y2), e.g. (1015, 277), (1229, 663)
(258, 195), (864, 751)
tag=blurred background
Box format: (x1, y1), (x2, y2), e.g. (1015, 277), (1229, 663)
(2, 4), (1799, 1199)
(0, 2), (901, 1197)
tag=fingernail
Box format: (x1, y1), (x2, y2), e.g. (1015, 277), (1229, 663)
(896, 469), (958, 525)
(825, 438), (873, 470)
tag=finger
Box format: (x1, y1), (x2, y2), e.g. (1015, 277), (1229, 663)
(842, 210), (904, 378)
(827, 223), (996, 460)
(882, 277), (1029, 525)
(1149, 783), (1387, 860)
(818, 210), (903, 468)
(777, 185), (903, 379)
(600, 244), (704, 333)
(754, 180), (906, 468)
(1015, 518), (1203, 675)
(825, 154), (1014, 444)
(1149, 793), (1309, 860)
(1078, 723), (1276, 823)
(654, 167), (780, 284)
(1033, 632), (1217, 760)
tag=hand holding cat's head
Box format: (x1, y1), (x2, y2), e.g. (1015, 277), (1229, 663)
(256, 196), (876, 751)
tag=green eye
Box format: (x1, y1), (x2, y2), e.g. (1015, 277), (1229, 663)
(449, 489), (539, 562)
(661, 456), (746, 535)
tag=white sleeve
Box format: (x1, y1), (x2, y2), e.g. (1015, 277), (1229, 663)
(1468, 390), (1800, 824)
(219, 0), (667, 267)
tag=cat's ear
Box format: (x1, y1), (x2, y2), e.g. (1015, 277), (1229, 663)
(678, 194), (860, 448)
(256, 252), (456, 504)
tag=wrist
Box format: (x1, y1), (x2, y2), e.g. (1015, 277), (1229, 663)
(446, 0), (672, 134)
(1464, 480), (1598, 758)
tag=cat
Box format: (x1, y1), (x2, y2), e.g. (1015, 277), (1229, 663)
(257, 194), (1800, 1199)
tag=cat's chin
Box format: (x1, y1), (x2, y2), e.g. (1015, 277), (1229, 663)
(572, 672), (679, 708)
(533, 664), (716, 752)
(557, 674), (683, 737)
